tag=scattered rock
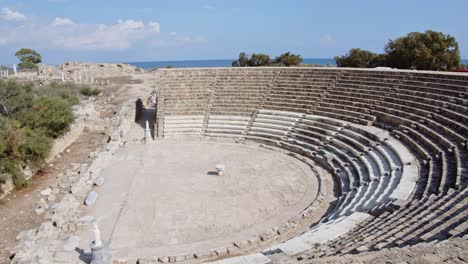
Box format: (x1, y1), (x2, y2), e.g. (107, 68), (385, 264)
(85, 191), (98, 206)
(40, 188), (52, 196)
(157, 256), (169, 263)
(34, 208), (46, 215)
(47, 194), (57, 202)
(94, 176), (105, 187)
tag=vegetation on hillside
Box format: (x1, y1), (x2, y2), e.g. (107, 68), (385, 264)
(80, 87), (101, 97)
(232, 52), (303, 67)
(335, 30), (461, 71)
(0, 80), (85, 188)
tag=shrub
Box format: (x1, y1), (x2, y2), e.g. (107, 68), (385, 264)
(0, 80), (77, 188)
(13, 96), (74, 138)
(0, 80), (34, 115)
(20, 127), (51, 162)
(36, 82), (80, 106)
(0, 119), (28, 188)
(80, 87), (101, 97)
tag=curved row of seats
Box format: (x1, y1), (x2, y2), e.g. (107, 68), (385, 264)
(154, 67), (467, 262)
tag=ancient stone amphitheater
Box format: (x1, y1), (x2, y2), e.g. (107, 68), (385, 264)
(151, 67), (467, 263)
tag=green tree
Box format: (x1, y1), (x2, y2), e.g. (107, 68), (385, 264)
(232, 52), (250, 67)
(15, 48), (42, 69)
(335, 48), (382, 68)
(249, 53), (271, 66)
(275, 52), (303, 66)
(384, 30), (460, 70)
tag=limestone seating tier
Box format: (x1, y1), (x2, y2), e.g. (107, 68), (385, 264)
(318, 188), (467, 256)
(325, 87), (467, 136)
(206, 115), (250, 136)
(153, 68), (467, 263)
(163, 115), (204, 137)
(160, 109), (417, 259)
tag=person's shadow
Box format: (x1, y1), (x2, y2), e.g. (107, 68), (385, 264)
(75, 247), (92, 263)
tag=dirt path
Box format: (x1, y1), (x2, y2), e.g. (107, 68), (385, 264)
(0, 131), (108, 262)
(0, 72), (154, 263)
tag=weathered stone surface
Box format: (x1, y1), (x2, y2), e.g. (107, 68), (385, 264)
(36, 221), (55, 240)
(15, 229), (36, 241)
(63, 236), (80, 251)
(356, 245), (369, 252)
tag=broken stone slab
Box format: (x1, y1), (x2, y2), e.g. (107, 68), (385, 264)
(94, 176), (105, 187)
(85, 191), (98, 206)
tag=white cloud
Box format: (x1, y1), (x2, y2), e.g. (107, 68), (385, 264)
(117, 19), (144, 30)
(148, 21), (160, 33)
(202, 4), (215, 10)
(169, 31), (177, 36)
(320, 33), (336, 47)
(51, 17), (74, 26)
(0, 18), (201, 51)
(1, 8), (27, 21)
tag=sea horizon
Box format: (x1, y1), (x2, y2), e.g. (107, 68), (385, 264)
(126, 58), (468, 70)
(126, 58), (337, 70)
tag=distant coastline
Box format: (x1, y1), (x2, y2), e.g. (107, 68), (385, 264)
(126, 58), (336, 70)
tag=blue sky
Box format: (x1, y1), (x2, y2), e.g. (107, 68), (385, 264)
(0, 0), (467, 64)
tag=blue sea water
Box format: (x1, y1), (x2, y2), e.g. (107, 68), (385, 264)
(127, 58), (336, 70)
(127, 58), (468, 70)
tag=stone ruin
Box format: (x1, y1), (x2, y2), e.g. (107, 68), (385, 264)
(8, 67), (467, 264)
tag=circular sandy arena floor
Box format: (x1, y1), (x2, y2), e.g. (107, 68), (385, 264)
(78, 140), (320, 259)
